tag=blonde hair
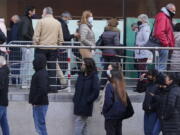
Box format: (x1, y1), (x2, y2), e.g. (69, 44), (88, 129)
(80, 10), (92, 24)
(108, 18), (119, 27)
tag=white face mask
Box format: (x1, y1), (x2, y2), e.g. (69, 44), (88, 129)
(106, 70), (112, 78)
(88, 17), (93, 24)
(66, 20), (69, 24)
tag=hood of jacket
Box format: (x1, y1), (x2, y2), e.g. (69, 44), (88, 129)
(161, 7), (170, 17)
(104, 26), (120, 32)
(33, 54), (47, 71)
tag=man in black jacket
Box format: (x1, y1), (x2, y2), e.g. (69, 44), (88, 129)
(18, 6), (35, 41)
(0, 56), (10, 135)
(18, 6), (36, 89)
(29, 54), (49, 135)
(58, 12), (79, 73)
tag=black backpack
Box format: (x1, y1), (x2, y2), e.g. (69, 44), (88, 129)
(0, 29), (6, 44)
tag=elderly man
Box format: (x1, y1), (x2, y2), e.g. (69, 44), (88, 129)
(33, 7), (64, 93)
(57, 11), (79, 74)
(0, 56), (10, 135)
(153, 3), (176, 71)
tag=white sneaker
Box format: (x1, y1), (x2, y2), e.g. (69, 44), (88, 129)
(21, 85), (30, 89)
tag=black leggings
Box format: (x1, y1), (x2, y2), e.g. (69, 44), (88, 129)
(105, 119), (122, 135)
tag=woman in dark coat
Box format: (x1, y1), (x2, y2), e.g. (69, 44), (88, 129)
(103, 69), (134, 135)
(160, 73), (180, 135)
(152, 73), (180, 135)
(99, 18), (122, 88)
(73, 58), (100, 135)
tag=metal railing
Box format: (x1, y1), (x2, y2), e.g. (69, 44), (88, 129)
(2, 41), (180, 92)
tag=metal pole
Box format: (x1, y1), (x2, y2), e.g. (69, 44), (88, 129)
(123, 0), (127, 46)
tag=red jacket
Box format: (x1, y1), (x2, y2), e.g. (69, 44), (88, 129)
(153, 12), (175, 47)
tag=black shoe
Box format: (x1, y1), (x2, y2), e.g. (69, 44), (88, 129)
(48, 90), (58, 93)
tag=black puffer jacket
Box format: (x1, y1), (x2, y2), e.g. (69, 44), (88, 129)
(29, 54), (49, 105)
(101, 26), (121, 56)
(154, 84), (180, 135)
(142, 81), (159, 112)
(0, 65), (9, 106)
(160, 84), (180, 135)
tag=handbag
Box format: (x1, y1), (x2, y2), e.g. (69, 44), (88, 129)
(0, 29), (6, 44)
(122, 94), (134, 120)
(145, 22), (161, 47)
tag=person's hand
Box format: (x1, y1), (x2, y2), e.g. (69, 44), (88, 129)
(91, 50), (95, 56)
(140, 73), (146, 81)
(74, 33), (80, 38)
(148, 92), (155, 96)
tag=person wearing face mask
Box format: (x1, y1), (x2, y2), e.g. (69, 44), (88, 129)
(135, 14), (152, 76)
(73, 58), (100, 135)
(79, 10), (96, 58)
(153, 3), (176, 71)
(151, 73), (180, 135)
(57, 12), (80, 75)
(58, 11), (79, 41)
(139, 69), (160, 135)
(99, 63), (121, 113)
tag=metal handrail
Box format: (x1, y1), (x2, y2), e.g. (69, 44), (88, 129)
(3, 44), (180, 50)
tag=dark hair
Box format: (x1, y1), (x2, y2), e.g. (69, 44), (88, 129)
(24, 6), (35, 16)
(110, 69), (127, 106)
(156, 72), (166, 85)
(167, 72), (180, 86)
(174, 23), (180, 32)
(84, 58), (97, 75)
(146, 69), (159, 78)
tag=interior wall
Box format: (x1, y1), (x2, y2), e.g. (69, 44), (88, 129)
(3, 0), (180, 27)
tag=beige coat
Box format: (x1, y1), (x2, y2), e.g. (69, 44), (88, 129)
(79, 24), (95, 58)
(33, 15), (64, 49)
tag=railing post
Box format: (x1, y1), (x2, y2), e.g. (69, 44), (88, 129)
(154, 49), (159, 70)
(67, 40), (73, 92)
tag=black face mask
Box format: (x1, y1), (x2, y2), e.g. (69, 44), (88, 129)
(137, 21), (142, 26)
(167, 8), (175, 18)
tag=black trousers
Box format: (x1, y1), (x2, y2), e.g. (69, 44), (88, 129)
(105, 119), (122, 135)
(35, 49), (57, 91)
(100, 56), (120, 88)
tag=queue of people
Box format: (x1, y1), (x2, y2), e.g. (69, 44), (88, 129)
(0, 2), (180, 135)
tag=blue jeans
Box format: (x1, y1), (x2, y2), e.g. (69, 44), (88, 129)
(0, 106), (10, 135)
(144, 112), (158, 135)
(152, 118), (161, 135)
(33, 105), (48, 135)
(156, 50), (169, 71)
